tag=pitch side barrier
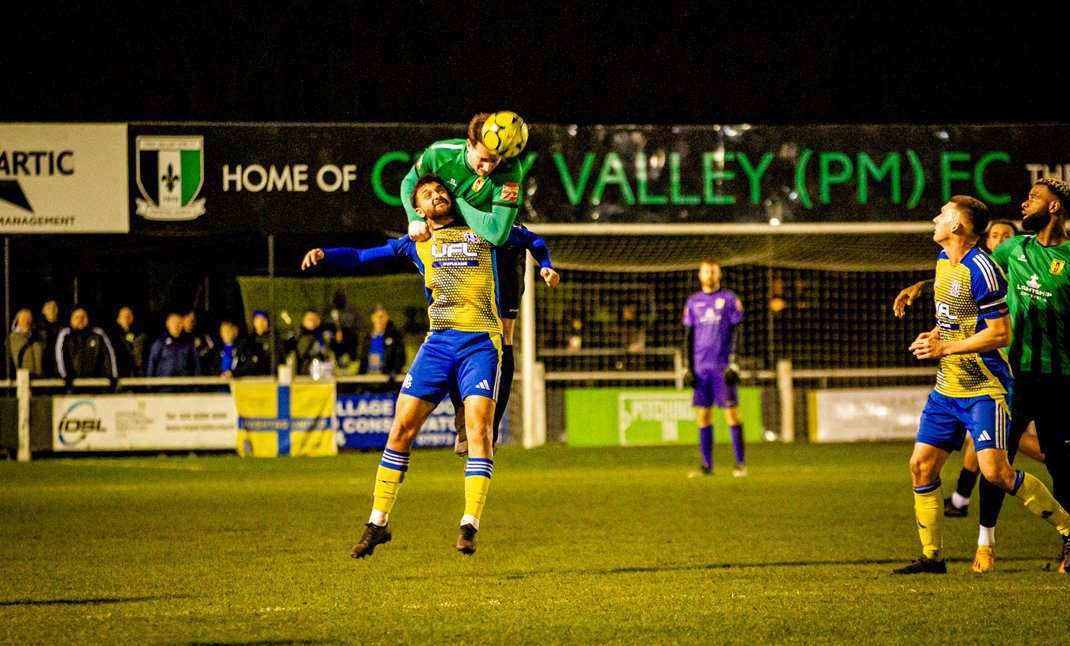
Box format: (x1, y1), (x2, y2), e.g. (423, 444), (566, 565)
(0, 372), (395, 461)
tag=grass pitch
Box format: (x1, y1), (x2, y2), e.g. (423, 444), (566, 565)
(2, 442), (1068, 644)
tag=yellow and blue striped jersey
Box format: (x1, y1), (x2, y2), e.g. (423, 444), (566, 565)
(932, 246), (1013, 398)
(321, 223), (552, 335)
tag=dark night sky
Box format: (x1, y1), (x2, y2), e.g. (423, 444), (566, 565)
(3, 4), (1066, 126)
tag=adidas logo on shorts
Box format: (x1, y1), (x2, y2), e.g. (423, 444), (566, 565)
(476, 379), (491, 391)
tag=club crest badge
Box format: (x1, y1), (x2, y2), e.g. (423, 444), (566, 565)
(1050, 259), (1065, 276)
(135, 136), (206, 221)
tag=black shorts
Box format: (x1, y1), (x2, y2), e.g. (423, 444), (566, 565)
(497, 243), (526, 320)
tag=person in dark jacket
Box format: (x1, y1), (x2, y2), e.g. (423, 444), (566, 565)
(207, 320), (265, 378)
(147, 312), (201, 378)
(359, 305), (406, 377)
(111, 306), (147, 377)
(55, 307), (118, 386)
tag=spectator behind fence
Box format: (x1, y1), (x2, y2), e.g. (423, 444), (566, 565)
(148, 312), (202, 379)
(38, 299), (62, 377)
(360, 305), (406, 377)
(8, 309), (45, 377)
(325, 290), (362, 368)
(290, 310), (334, 376)
(55, 306), (118, 387)
(249, 310), (275, 375)
(183, 310), (215, 374)
(111, 306), (147, 377)
(207, 320), (265, 377)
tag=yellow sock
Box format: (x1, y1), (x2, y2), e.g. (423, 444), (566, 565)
(462, 458), (494, 528)
(913, 482), (943, 559)
(463, 475), (492, 523)
(1013, 471), (1070, 535)
(371, 449), (410, 522)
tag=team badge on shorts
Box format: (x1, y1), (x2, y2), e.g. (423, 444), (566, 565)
(403, 373), (413, 389)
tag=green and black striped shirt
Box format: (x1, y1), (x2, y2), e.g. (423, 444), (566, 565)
(991, 235), (1070, 375)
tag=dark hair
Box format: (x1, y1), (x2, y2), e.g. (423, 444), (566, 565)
(409, 174), (448, 208)
(1036, 178), (1070, 210)
(467, 113), (492, 145)
(986, 219), (1019, 235)
(950, 195), (990, 238)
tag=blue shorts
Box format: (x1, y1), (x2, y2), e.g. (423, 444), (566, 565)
(693, 369), (738, 409)
(401, 329), (502, 405)
(916, 391), (1011, 453)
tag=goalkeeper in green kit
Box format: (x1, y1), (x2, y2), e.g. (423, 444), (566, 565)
(401, 111), (529, 454)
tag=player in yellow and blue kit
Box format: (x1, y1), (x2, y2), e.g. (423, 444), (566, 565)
(301, 174), (559, 557)
(402, 112), (528, 454)
(894, 195), (1070, 574)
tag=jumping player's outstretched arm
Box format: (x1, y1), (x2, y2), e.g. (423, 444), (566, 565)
(505, 226), (559, 287)
(301, 239), (411, 271)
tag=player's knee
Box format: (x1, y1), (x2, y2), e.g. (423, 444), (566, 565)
(978, 462), (1015, 491)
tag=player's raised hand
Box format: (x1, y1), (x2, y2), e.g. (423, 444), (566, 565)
(540, 267), (560, 287)
(893, 281), (926, 318)
(408, 220), (432, 242)
(301, 248), (324, 270)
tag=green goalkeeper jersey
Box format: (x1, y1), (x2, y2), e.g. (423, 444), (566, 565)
(400, 138), (524, 246)
(991, 234), (1070, 375)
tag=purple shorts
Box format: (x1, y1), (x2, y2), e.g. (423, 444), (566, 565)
(693, 369), (738, 409)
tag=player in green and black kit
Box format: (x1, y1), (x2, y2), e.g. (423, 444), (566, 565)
(979, 178), (1070, 573)
(401, 112), (527, 454)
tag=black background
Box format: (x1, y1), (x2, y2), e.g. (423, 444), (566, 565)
(3, 3), (1069, 346)
(2, 4), (1066, 126)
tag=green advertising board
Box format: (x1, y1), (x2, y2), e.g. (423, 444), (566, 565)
(564, 387), (763, 447)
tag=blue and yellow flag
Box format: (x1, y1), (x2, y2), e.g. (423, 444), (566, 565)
(234, 382), (338, 457)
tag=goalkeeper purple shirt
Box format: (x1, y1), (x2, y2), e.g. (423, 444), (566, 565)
(683, 289), (743, 373)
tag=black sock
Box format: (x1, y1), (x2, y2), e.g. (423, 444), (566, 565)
(493, 345), (515, 445)
(955, 467), (980, 499)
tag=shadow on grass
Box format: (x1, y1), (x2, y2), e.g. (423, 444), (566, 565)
(385, 555), (1056, 580)
(0, 594), (189, 607)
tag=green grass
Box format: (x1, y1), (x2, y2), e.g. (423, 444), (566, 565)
(1, 443), (1068, 644)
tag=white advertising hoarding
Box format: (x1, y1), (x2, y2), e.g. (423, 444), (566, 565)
(0, 123), (129, 233)
(53, 394), (236, 451)
(808, 387), (929, 442)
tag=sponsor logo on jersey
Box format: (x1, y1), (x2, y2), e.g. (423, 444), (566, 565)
(935, 301), (958, 320)
(472, 177), (486, 193)
(501, 182), (519, 203)
(1026, 274), (1041, 290)
(415, 156), (423, 171)
(431, 242), (478, 258)
(1050, 259), (1065, 276)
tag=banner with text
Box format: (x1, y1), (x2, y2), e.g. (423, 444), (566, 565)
(234, 382), (338, 457)
(807, 387), (928, 442)
(335, 393), (457, 450)
(565, 387), (763, 447)
(52, 394), (236, 451)
(1, 123), (129, 233)
(120, 123), (1070, 233)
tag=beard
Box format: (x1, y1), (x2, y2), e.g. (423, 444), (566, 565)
(1022, 210), (1052, 233)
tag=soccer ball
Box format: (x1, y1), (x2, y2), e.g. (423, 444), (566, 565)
(481, 111), (529, 158)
